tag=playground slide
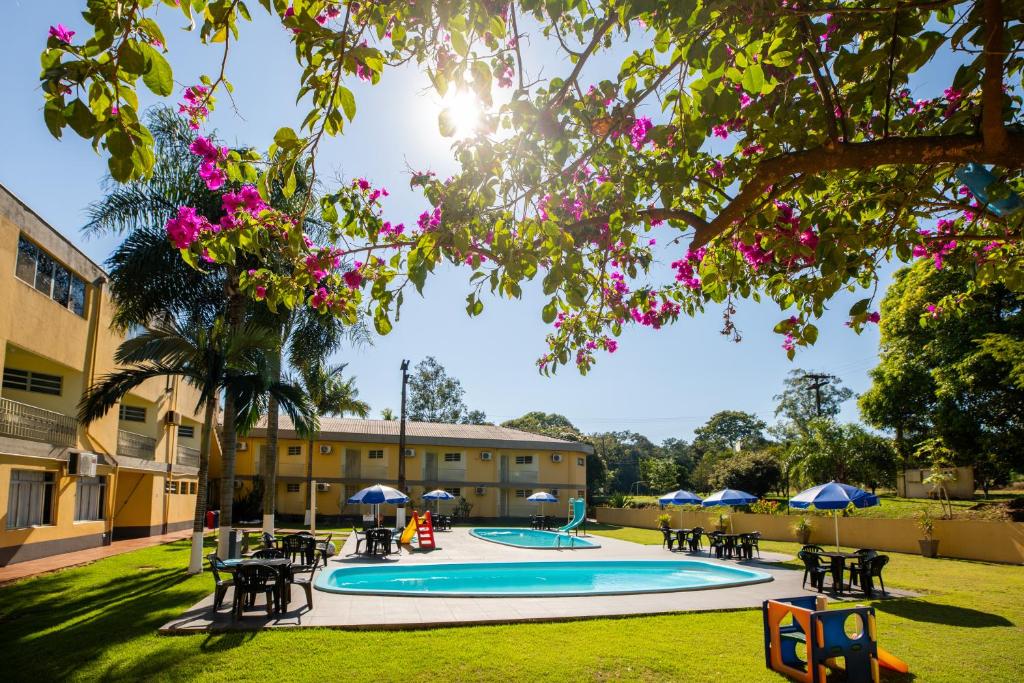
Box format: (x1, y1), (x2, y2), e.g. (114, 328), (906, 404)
(877, 647), (909, 673)
(558, 499), (587, 532)
(400, 517), (417, 544)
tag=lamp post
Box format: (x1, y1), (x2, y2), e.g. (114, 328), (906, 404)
(397, 360), (410, 530)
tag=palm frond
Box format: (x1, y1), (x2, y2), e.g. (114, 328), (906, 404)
(79, 364), (185, 424)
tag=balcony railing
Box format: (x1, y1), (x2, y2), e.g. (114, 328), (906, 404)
(0, 397), (78, 447)
(118, 429), (157, 460)
(176, 445), (200, 468)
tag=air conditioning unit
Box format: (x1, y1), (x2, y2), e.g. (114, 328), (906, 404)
(233, 480), (244, 489)
(316, 482), (331, 492)
(480, 451), (493, 461)
(68, 452), (97, 477)
(551, 453), (563, 463)
(236, 442), (248, 451)
(319, 445), (333, 454)
(474, 487), (486, 496)
(164, 410), (182, 426)
(404, 448), (416, 457)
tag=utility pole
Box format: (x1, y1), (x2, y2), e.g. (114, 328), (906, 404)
(398, 359), (410, 492)
(801, 372), (836, 417)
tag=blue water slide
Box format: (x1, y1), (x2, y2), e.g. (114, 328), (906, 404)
(559, 498), (587, 532)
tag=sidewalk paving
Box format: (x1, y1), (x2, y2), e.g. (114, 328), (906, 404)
(0, 528), (194, 585)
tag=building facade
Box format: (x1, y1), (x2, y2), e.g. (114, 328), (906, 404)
(0, 184), (204, 565)
(215, 417), (591, 520)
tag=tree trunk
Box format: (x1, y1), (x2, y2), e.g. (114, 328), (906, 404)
(188, 397), (217, 573)
(217, 270), (246, 557)
(305, 435), (315, 525)
(261, 343), (282, 534)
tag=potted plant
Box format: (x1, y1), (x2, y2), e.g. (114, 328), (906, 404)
(657, 513), (672, 530)
(918, 508), (939, 558)
(792, 517), (812, 545)
(709, 512), (729, 533)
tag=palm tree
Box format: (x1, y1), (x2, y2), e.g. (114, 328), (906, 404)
(78, 320), (316, 571)
(292, 360), (370, 525)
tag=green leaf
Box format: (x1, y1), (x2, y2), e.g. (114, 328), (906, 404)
(141, 44), (173, 96)
(741, 63), (765, 95)
(337, 86), (356, 121)
(438, 108), (456, 137)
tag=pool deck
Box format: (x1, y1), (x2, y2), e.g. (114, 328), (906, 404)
(160, 528), (910, 632)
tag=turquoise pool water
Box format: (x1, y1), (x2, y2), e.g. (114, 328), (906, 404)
(314, 560), (772, 597)
(470, 527), (600, 549)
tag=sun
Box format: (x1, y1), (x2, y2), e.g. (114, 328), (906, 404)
(440, 89), (483, 139)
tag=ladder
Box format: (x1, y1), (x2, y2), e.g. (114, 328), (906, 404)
(415, 510), (436, 549)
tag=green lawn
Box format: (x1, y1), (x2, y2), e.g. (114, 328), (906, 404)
(0, 528), (1021, 682)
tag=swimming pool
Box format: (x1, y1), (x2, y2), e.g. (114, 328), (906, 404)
(314, 560), (772, 597)
(470, 527), (600, 549)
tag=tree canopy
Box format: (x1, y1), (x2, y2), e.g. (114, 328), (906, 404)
(40, 1), (1024, 373)
(407, 356), (488, 423)
(774, 369), (853, 433)
(692, 410), (769, 454)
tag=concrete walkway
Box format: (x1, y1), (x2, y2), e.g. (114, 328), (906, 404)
(0, 529), (194, 585)
(161, 528), (912, 632)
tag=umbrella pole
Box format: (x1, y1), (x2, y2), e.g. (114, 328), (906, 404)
(679, 506), (683, 529)
(834, 510), (840, 551)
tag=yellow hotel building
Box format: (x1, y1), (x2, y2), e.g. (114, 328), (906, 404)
(217, 417), (592, 520)
(0, 184), (204, 565)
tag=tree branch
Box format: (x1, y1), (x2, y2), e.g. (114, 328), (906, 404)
(981, 0), (1008, 154)
(691, 133), (1024, 248)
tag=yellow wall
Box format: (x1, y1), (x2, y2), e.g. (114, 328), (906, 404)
(595, 507), (1024, 565)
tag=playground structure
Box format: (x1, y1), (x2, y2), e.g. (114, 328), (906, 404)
(559, 498), (587, 535)
(762, 596), (908, 683)
(399, 510), (436, 549)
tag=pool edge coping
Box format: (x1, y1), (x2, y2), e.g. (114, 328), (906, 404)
(468, 527), (602, 550)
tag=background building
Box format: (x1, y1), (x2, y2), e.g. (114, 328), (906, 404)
(216, 417), (591, 521)
(0, 184), (203, 564)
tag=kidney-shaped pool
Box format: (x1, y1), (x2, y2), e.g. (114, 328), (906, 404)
(314, 560), (772, 597)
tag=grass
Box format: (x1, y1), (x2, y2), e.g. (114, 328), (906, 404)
(0, 528), (1021, 682)
(624, 491), (1021, 521)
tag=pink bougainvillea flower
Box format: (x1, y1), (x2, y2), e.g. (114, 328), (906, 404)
(629, 117), (653, 149)
(165, 206), (209, 249)
(255, 286), (267, 300)
(198, 161), (226, 190)
(49, 24), (75, 43)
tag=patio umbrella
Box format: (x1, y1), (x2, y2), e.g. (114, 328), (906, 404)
(527, 491), (558, 516)
(348, 484), (410, 526)
(422, 488), (455, 516)
(701, 488), (757, 507)
(789, 481), (880, 551)
(658, 490), (702, 528)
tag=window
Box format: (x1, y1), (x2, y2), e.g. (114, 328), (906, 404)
(2, 367), (63, 396)
(189, 482), (197, 495)
(178, 425), (195, 439)
(119, 405), (146, 422)
(165, 480), (179, 494)
(443, 453), (461, 463)
(514, 455), (533, 465)
(368, 450), (384, 459)
(577, 490), (585, 498)
(15, 236), (88, 316)
(7, 470), (55, 528)
(75, 476), (106, 521)
(515, 489), (532, 498)
(445, 488), (462, 497)
(286, 483), (301, 493)
(287, 445), (301, 456)
(577, 457), (585, 466)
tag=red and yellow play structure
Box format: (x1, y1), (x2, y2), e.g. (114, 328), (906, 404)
(400, 510), (436, 549)
(763, 596), (908, 682)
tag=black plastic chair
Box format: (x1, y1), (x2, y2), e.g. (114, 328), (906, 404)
(747, 531), (762, 558)
(369, 528), (395, 556)
(252, 548), (285, 559)
(286, 544), (323, 610)
(206, 553), (233, 612)
(660, 527), (676, 551)
(852, 554), (889, 596)
(798, 550), (829, 592)
(802, 544), (825, 553)
(352, 527), (368, 554)
(707, 532), (726, 559)
(316, 533), (334, 560)
(281, 533), (317, 568)
(688, 527), (704, 552)
(231, 564), (280, 619)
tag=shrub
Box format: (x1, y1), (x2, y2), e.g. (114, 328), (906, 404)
(607, 492), (633, 508)
(749, 499), (781, 515)
(709, 451), (782, 498)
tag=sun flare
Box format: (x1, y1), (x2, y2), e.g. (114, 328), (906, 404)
(441, 89), (483, 139)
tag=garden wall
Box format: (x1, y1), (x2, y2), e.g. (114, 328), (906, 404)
(594, 507), (1024, 565)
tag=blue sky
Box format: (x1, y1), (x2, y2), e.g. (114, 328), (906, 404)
(0, 2), (913, 442)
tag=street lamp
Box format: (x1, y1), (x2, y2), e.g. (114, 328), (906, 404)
(397, 360), (410, 530)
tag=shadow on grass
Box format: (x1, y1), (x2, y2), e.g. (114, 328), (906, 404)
(874, 598), (1012, 627)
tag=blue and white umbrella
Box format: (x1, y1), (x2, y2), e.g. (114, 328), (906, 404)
(422, 488), (455, 515)
(658, 490), (702, 527)
(528, 491), (558, 515)
(702, 488), (757, 507)
(790, 481), (880, 550)
(348, 484), (409, 525)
